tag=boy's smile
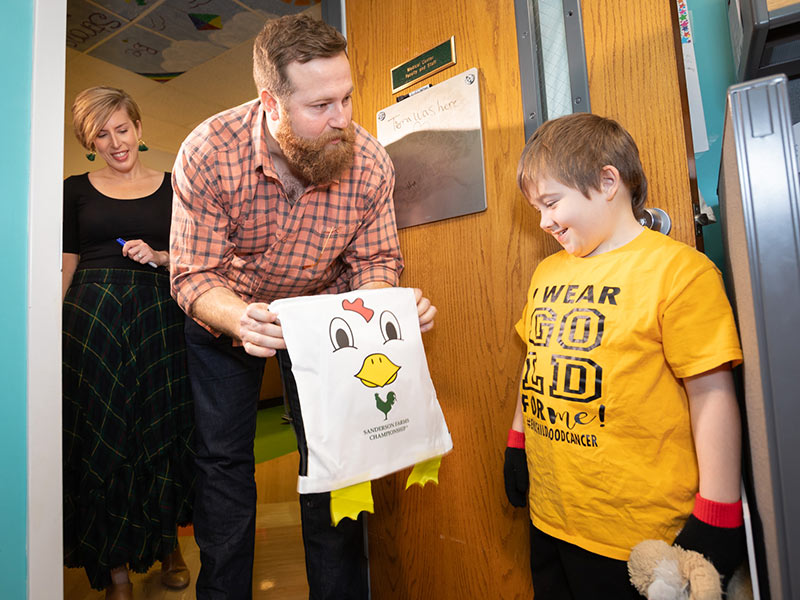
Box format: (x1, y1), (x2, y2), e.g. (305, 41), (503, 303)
(526, 176), (614, 257)
(525, 170), (643, 258)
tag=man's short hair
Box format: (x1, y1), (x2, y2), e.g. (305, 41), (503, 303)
(517, 112), (648, 214)
(253, 14), (347, 100)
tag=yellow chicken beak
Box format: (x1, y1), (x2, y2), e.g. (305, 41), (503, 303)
(355, 353), (400, 388)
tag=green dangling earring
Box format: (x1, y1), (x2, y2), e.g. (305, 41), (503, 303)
(138, 139), (149, 152)
(86, 150), (96, 161)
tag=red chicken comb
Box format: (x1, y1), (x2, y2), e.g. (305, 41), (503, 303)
(342, 297), (374, 322)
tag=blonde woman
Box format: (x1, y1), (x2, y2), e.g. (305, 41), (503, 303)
(63, 86), (194, 600)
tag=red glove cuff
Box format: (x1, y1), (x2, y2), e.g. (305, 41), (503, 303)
(693, 493), (744, 528)
(507, 429), (525, 448)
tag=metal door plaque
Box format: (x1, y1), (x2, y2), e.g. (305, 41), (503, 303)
(391, 37), (456, 94)
(376, 67), (488, 230)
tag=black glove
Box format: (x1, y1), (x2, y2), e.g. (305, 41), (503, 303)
(503, 446), (529, 507)
(673, 514), (746, 581)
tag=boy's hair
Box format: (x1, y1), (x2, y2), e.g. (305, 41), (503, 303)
(517, 112), (648, 214)
(253, 14), (348, 100)
(71, 86), (142, 152)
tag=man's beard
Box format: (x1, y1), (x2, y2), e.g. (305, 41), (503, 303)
(274, 113), (356, 186)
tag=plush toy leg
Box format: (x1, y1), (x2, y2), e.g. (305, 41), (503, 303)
(330, 481), (374, 526)
(629, 540), (678, 597)
(680, 550), (722, 600)
(725, 563), (754, 600)
(629, 539), (725, 600)
(649, 558), (689, 600)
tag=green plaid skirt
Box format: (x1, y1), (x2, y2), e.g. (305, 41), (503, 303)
(63, 268), (195, 590)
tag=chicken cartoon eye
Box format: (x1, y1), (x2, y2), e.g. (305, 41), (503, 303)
(329, 317), (355, 351)
(379, 310), (402, 343)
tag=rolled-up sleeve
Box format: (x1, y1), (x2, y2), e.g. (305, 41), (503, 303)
(170, 136), (235, 316)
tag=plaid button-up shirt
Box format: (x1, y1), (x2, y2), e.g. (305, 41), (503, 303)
(170, 99), (404, 333)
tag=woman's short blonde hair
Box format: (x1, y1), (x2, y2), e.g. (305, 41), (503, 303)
(72, 86), (142, 151)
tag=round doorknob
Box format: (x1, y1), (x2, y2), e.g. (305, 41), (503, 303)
(638, 207), (671, 235)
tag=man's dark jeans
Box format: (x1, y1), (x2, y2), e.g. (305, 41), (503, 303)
(184, 316), (368, 599)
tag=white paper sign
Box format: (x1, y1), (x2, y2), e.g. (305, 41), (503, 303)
(271, 288), (453, 494)
(678, 1), (710, 154)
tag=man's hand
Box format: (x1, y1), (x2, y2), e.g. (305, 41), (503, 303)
(413, 288), (437, 333)
(356, 284), (437, 332)
(239, 302), (287, 357)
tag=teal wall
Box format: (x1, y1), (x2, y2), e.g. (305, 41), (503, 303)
(686, 0), (737, 269)
(0, 2), (32, 598)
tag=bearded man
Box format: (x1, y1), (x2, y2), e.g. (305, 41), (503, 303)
(170, 14), (436, 600)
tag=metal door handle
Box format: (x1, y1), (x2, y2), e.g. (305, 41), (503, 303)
(694, 213), (711, 227)
(638, 207), (672, 235)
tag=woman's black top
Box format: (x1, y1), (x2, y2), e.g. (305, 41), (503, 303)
(63, 172), (172, 271)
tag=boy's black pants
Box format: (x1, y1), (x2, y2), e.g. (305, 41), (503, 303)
(529, 524), (641, 599)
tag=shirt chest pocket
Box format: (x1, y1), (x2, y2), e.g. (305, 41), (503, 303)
(252, 219), (359, 294)
(282, 220), (360, 271)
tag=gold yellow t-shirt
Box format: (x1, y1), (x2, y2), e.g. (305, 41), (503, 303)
(515, 229), (742, 560)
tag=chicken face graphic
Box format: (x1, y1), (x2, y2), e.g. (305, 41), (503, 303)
(330, 297), (403, 420)
(270, 287), (452, 494)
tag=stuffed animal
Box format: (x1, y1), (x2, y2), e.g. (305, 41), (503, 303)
(628, 539), (753, 600)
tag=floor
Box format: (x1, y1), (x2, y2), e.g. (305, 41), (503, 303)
(64, 454), (309, 599)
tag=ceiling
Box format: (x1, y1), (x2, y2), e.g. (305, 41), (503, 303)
(66, 0), (320, 82)
(63, 0), (321, 175)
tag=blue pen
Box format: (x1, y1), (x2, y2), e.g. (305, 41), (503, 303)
(116, 237), (158, 268)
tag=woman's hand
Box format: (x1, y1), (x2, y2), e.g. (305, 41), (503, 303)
(120, 239), (167, 267)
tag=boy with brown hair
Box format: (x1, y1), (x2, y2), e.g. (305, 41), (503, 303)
(503, 113), (746, 597)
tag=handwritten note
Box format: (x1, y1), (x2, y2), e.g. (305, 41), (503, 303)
(376, 68), (487, 229)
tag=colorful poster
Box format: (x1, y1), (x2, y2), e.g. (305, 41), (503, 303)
(66, 0), (318, 81)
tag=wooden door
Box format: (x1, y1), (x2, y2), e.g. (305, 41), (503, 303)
(345, 1), (697, 597)
(581, 0), (699, 247)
